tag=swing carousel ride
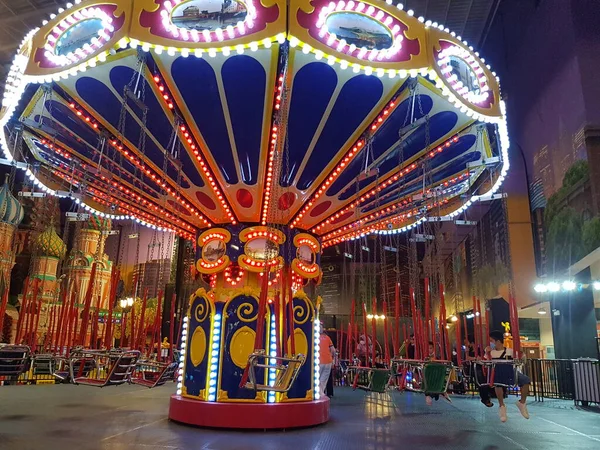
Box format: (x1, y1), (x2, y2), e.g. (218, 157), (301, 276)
(0, 0), (509, 429)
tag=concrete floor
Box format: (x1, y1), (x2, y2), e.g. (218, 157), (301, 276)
(0, 384), (599, 450)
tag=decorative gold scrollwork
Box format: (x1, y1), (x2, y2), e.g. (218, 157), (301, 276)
(194, 296), (210, 323)
(237, 301), (258, 323)
(293, 298), (310, 325)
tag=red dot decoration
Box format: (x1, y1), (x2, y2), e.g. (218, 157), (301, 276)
(195, 191), (217, 211)
(310, 201), (332, 218)
(236, 188), (253, 208)
(278, 192), (296, 211)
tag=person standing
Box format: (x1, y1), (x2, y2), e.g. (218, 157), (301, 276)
(319, 325), (336, 397)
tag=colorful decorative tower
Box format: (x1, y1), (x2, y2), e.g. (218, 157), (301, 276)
(66, 216), (113, 311)
(0, 178), (25, 283)
(31, 225), (66, 302)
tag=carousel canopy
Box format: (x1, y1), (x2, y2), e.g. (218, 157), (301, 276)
(0, 0), (510, 245)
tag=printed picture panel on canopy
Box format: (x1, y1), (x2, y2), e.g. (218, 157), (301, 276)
(170, 0), (248, 31)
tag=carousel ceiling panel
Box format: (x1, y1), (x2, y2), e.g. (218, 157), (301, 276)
(1, 0), (508, 241)
(153, 47), (277, 223)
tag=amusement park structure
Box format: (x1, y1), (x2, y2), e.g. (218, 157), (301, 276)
(0, 0), (509, 429)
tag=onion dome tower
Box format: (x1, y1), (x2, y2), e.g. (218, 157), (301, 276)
(31, 225), (66, 302)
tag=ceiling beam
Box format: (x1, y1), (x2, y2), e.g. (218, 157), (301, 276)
(0, 5), (58, 27)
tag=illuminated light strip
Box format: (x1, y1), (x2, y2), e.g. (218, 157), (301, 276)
(224, 266), (244, 286)
(313, 319), (320, 400)
(64, 101), (211, 227)
(246, 230), (282, 242)
(43, 6), (115, 67)
(296, 238), (320, 252)
(160, 0), (257, 44)
(198, 258), (225, 270)
(312, 135), (461, 233)
(151, 74), (237, 224)
(261, 73), (285, 225)
(242, 256), (280, 269)
(176, 316), (188, 395)
(296, 261), (318, 274)
(436, 45), (490, 105)
(268, 313), (277, 403)
(200, 233), (228, 245)
(89, 192), (193, 239)
(207, 313), (223, 402)
(316, 2), (405, 61)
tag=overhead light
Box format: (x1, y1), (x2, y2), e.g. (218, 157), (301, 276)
(450, 315), (458, 322)
(537, 307), (547, 315)
(534, 283), (548, 293)
(547, 282), (560, 293)
(593, 281), (600, 291)
(367, 314), (374, 319)
(562, 281), (576, 291)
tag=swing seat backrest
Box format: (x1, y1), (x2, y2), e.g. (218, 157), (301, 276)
(0, 345), (30, 377)
(32, 354), (54, 376)
(423, 363), (449, 394)
(369, 369), (391, 393)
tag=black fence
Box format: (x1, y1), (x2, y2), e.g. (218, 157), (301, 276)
(332, 358), (600, 406)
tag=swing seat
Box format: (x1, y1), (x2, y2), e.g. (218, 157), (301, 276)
(423, 362), (451, 395)
(243, 351), (306, 393)
(0, 345), (30, 378)
(131, 360), (178, 388)
(70, 350), (140, 387)
(353, 367), (391, 393)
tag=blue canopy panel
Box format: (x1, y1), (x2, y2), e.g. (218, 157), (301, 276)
(153, 47), (276, 223)
(55, 52), (230, 225)
(296, 79), (480, 233)
(278, 49), (403, 220)
(314, 122), (492, 238)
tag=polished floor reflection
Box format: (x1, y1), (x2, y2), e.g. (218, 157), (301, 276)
(0, 384), (599, 449)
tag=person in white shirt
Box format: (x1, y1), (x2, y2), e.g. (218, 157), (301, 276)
(482, 330), (531, 422)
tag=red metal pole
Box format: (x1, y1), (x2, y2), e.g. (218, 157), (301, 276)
(455, 312), (462, 366)
(52, 283), (69, 351)
(472, 295), (479, 355)
(287, 269), (295, 355)
(424, 278), (430, 343)
(280, 271), (288, 355)
(394, 283), (400, 357)
(370, 298), (377, 365)
(104, 268), (119, 349)
(136, 289), (149, 350)
(77, 264), (97, 346)
(440, 283), (450, 360)
(30, 281), (42, 351)
(477, 298), (484, 357)
(382, 301), (390, 365)
(15, 277), (30, 344)
(168, 292), (176, 361)
(25, 279), (40, 346)
(409, 287), (418, 359)
(0, 284), (9, 340)
(273, 292), (281, 358)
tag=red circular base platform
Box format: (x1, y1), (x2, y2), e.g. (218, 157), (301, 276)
(169, 395), (330, 429)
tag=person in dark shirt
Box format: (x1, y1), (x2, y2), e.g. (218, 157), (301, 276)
(407, 334), (416, 359)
